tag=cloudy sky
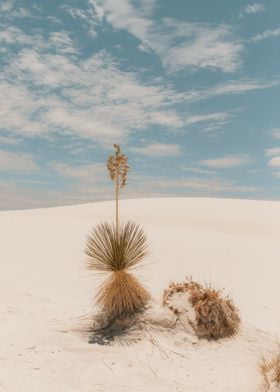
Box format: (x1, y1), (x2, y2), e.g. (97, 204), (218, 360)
(0, 0), (280, 209)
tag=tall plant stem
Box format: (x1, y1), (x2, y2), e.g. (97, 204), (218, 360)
(115, 170), (119, 238)
(107, 144), (129, 238)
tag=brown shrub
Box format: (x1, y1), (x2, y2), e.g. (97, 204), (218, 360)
(163, 279), (240, 340)
(259, 353), (280, 391)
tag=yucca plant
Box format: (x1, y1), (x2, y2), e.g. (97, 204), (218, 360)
(86, 145), (150, 323)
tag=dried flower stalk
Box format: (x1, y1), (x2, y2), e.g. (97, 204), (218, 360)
(107, 144), (129, 236)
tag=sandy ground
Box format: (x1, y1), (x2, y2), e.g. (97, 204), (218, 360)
(1, 197), (280, 391)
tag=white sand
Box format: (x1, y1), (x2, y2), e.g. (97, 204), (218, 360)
(1, 197), (280, 391)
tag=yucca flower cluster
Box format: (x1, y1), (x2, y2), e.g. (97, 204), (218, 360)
(107, 144), (129, 236)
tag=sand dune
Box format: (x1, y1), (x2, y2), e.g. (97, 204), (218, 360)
(1, 197), (280, 391)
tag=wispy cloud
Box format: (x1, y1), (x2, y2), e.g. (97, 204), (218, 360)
(0, 134), (22, 146)
(265, 136), (280, 176)
(0, 26), (78, 55)
(47, 161), (112, 204)
(131, 175), (259, 194)
(1, 45), (277, 145)
(265, 147), (280, 157)
(61, 5), (99, 38)
(0, 0), (14, 13)
(268, 156), (280, 168)
(182, 167), (217, 175)
(184, 111), (233, 134)
(208, 79), (279, 96)
(1, 13), (277, 149)
(270, 128), (280, 139)
(93, 0), (243, 73)
(184, 79), (280, 102)
(0, 150), (38, 172)
(49, 31), (80, 54)
(185, 112), (232, 131)
(200, 154), (253, 168)
(0, 0), (35, 19)
(155, 19), (243, 73)
(186, 112), (230, 124)
(0, 26), (34, 46)
(130, 143), (181, 157)
(271, 172), (280, 178)
(49, 161), (105, 181)
(1, 45), (185, 144)
(239, 3), (265, 18)
(252, 27), (280, 43)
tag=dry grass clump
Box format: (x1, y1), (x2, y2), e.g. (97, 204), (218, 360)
(86, 221), (150, 323)
(96, 270), (150, 320)
(163, 279), (240, 340)
(259, 353), (280, 391)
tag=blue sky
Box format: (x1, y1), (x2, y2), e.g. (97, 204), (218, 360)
(0, 0), (280, 209)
